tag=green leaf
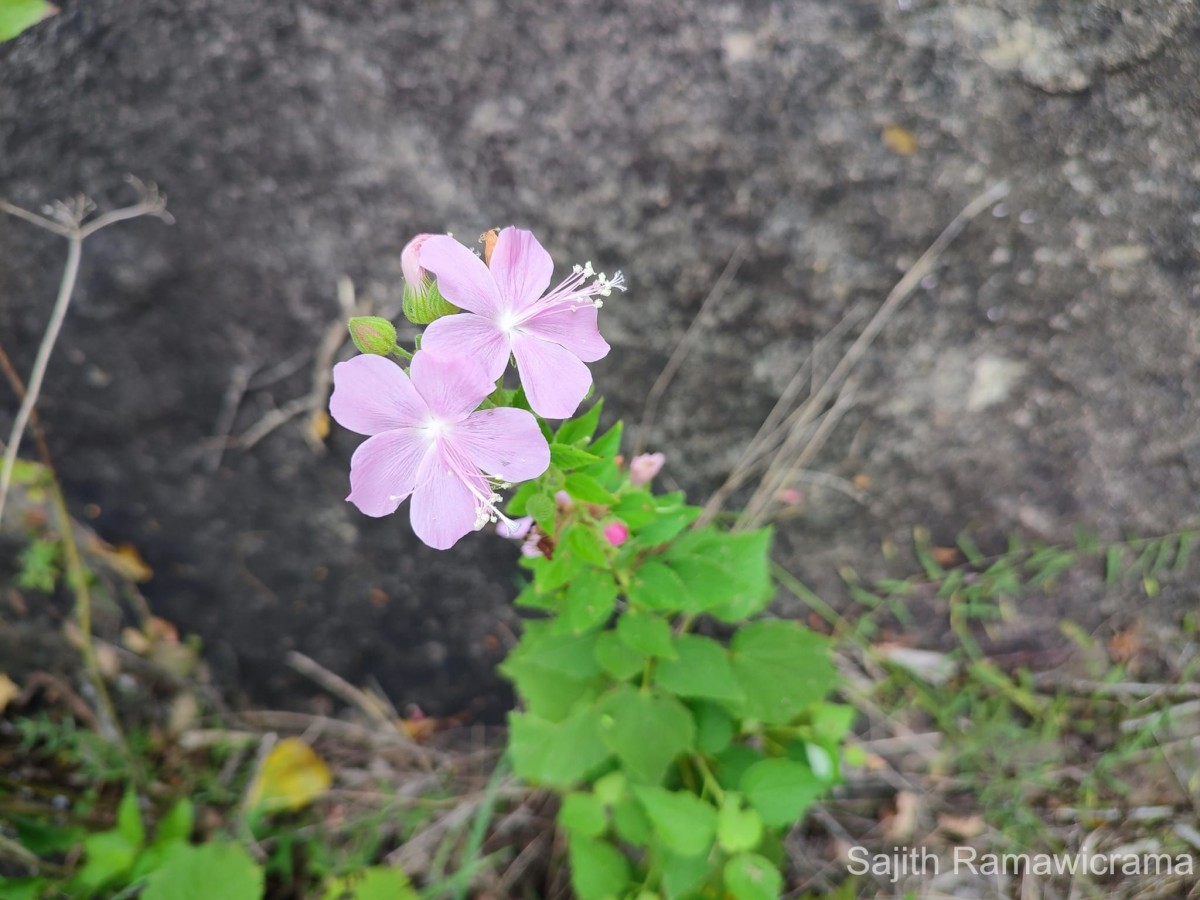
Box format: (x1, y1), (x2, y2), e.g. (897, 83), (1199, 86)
(13, 818), (82, 856)
(632, 787), (716, 857)
(612, 795), (653, 846)
(611, 490), (660, 528)
(598, 686), (695, 784)
(0, 878), (46, 900)
(563, 570), (619, 634)
(558, 792), (609, 837)
(659, 845), (712, 898)
(556, 400), (604, 446)
(153, 799), (194, 847)
(712, 745), (767, 792)
(717, 793), (764, 853)
(811, 704), (856, 744)
(565, 525), (610, 567)
(633, 510), (699, 547)
(666, 555), (742, 612)
(116, 788), (145, 849)
(616, 612), (676, 659)
(323, 866), (418, 900)
(627, 560), (688, 613)
(730, 620), (836, 724)
(655, 635), (745, 705)
(500, 631), (604, 720)
(565, 472), (616, 505)
(740, 758), (825, 827)
(674, 528), (774, 622)
(505, 481), (539, 516)
(142, 842), (264, 900)
(509, 708), (612, 789)
(526, 492), (558, 536)
(527, 550), (586, 592)
(594, 631), (645, 680)
(691, 701), (735, 755)
(593, 771), (626, 807)
(551, 443), (603, 470)
(0, 0), (55, 43)
(73, 831), (138, 892)
(567, 833), (631, 900)
(723, 852), (782, 900)
(589, 421), (624, 459)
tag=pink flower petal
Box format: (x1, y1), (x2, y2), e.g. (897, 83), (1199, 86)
(409, 448), (486, 549)
(409, 351), (496, 422)
(401, 233), (434, 287)
(510, 333), (593, 419)
(330, 355), (428, 436)
(346, 429), (431, 517)
(455, 407), (551, 483)
(522, 303), (610, 363)
(420, 313), (511, 382)
(419, 235), (502, 317)
(497, 515), (534, 540)
(489, 227), (554, 311)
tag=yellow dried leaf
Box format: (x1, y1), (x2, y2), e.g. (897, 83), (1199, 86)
(0, 674), (20, 713)
(882, 124), (917, 156)
(86, 538), (154, 582)
(307, 410), (331, 443)
(247, 738), (332, 811)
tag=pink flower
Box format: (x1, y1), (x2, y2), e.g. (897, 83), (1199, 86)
(330, 352), (550, 550)
(603, 521), (629, 547)
(418, 227), (624, 419)
(629, 452), (665, 486)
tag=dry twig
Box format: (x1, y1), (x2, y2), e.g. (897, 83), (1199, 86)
(701, 181), (1010, 527)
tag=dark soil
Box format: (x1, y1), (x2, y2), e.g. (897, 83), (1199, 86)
(2, 0), (1199, 718)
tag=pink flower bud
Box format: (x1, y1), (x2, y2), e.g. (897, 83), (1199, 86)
(555, 490), (574, 510)
(603, 521), (629, 547)
(401, 234), (434, 288)
(520, 536), (544, 558)
(629, 452), (665, 486)
(778, 488), (803, 506)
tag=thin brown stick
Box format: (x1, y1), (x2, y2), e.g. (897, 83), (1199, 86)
(702, 181), (1009, 526)
(634, 242), (747, 455)
(235, 276), (360, 451)
(0, 342), (123, 745)
(0, 178), (171, 524)
(285, 650), (396, 729)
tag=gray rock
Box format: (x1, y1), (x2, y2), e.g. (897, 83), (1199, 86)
(2, 0), (1198, 712)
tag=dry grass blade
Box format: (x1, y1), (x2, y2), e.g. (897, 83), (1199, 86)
(702, 181), (1010, 528)
(634, 242), (748, 456)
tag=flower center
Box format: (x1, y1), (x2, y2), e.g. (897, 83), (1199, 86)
(497, 311), (522, 335)
(422, 417), (451, 440)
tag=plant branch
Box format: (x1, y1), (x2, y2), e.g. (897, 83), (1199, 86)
(0, 178), (172, 524)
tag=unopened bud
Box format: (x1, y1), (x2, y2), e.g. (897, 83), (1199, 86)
(347, 316), (398, 356)
(629, 452), (665, 487)
(400, 234), (460, 325)
(603, 521), (629, 547)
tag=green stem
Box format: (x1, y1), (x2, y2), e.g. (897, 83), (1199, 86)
(692, 755), (724, 804)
